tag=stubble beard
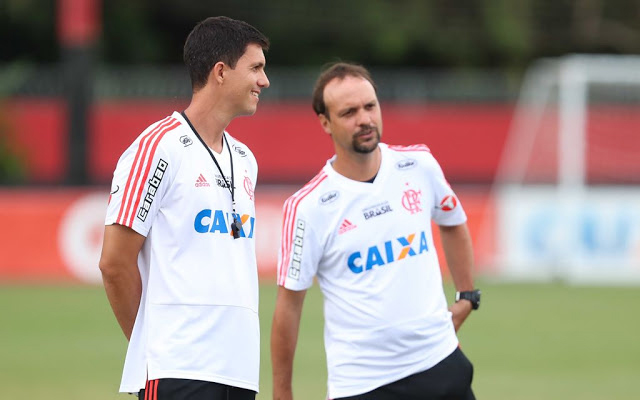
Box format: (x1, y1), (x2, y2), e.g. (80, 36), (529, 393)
(352, 126), (380, 154)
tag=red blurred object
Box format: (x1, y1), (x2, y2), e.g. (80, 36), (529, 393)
(57, 0), (101, 46)
(4, 99), (513, 183)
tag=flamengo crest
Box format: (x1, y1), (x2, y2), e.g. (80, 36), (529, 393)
(401, 183), (422, 214)
(244, 175), (254, 201)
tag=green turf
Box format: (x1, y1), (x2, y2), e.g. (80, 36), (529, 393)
(0, 282), (638, 399)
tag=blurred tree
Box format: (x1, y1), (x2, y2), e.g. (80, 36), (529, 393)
(483, 0), (533, 70)
(101, 1), (164, 63)
(1, 0), (639, 70)
(0, 110), (26, 183)
(0, 0), (58, 62)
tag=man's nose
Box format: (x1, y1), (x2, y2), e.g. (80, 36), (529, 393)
(356, 110), (372, 126)
(259, 71), (270, 88)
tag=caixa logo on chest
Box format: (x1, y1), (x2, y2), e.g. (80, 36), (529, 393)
(137, 159), (168, 221)
(347, 231), (429, 274)
(194, 209), (255, 238)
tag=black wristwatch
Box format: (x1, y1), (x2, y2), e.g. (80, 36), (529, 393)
(455, 289), (481, 310)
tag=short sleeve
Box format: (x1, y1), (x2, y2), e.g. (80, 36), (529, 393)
(105, 138), (172, 237)
(427, 155), (467, 226)
(276, 197), (323, 290)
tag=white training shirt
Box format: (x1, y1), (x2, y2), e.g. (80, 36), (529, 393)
(277, 143), (467, 399)
(105, 111), (260, 393)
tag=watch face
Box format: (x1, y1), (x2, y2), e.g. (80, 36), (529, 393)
(457, 290), (480, 310)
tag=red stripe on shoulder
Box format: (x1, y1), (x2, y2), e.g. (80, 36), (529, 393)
(117, 117), (179, 227)
(120, 118), (178, 226)
(388, 144), (431, 153)
(277, 170), (328, 286)
(125, 119), (180, 227)
(117, 116), (173, 225)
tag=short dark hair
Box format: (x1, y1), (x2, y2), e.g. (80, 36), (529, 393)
(183, 16), (270, 91)
(312, 62), (377, 117)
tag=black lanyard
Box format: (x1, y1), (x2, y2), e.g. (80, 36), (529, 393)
(181, 111), (243, 238)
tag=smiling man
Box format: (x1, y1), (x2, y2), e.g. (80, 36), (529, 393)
(271, 62), (480, 400)
(99, 17), (269, 400)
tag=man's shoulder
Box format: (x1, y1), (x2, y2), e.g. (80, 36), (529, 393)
(224, 133), (256, 162)
(384, 143), (432, 156)
(127, 114), (187, 151)
(284, 168), (333, 211)
(383, 142), (438, 168)
(115, 114), (186, 167)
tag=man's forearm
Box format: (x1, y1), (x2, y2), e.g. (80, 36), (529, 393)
(440, 223), (474, 291)
(271, 287), (306, 400)
(100, 223), (146, 340)
(440, 223), (475, 331)
(271, 310), (300, 400)
(101, 264), (142, 340)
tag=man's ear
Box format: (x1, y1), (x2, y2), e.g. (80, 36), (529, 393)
(319, 113), (332, 135)
(209, 62), (226, 85)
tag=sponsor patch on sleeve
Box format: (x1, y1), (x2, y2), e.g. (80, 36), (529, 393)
(137, 159), (168, 221)
(288, 219), (305, 280)
(436, 195), (458, 211)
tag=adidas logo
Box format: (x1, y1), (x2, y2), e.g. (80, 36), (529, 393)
(195, 174), (210, 187)
(338, 219), (357, 235)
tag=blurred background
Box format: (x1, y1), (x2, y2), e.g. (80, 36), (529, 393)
(1, 1), (639, 399)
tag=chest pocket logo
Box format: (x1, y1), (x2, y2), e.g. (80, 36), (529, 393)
(319, 190), (339, 205)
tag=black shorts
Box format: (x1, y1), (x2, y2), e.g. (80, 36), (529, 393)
(138, 378), (256, 400)
(335, 347), (475, 400)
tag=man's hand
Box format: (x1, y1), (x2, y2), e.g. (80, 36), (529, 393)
(449, 298), (473, 332)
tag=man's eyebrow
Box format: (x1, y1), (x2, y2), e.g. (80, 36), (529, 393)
(338, 106), (357, 116)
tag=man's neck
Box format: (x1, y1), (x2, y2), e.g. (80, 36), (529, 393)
(331, 146), (381, 182)
(183, 95), (231, 153)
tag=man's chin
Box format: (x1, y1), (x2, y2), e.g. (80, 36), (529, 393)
(353, 140), (379, 154)
(238, 106), (258, 117)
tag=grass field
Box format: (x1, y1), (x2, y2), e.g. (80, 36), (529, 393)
(1, 281), (638, 399)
